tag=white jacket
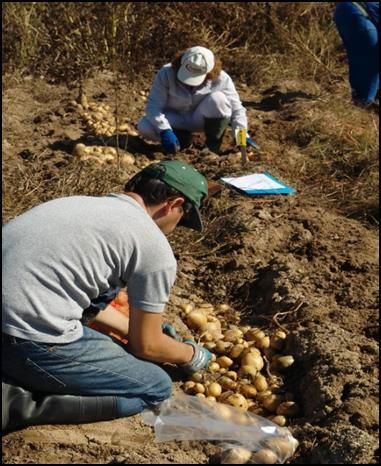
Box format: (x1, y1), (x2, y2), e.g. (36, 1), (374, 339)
(144, 63), (248, 132)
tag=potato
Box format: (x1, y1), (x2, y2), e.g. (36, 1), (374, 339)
(215, 340), (233, 354)
(183, 381), (196, 393)
(223, 329), (243, 343)
(74, 143), (86, 157)
(244, 328), (264, 342)
(204, 342), (217, 352)
(226, 393), (248, 410)
(118, 123), (132, 132)
(203, 321), (223, 340)
(239, 383), (257, 398)
(106, 146), (117, 156)
(194, 383), (205, 394)
(79, 94), (88, 109)
(268, 415), (287, 427)
(238, 365), (258, 378)
(198, 303), (214, 313)
(206, 382), (222, 398)
(264, 437), (299, 459)
(240, 352), (264, 371)
(180, 303), (194, 314)
(219, 390), (235, 403)
(216, 356), (234, 368)
(207, 315), (219, 323)
(208, 362), (220, 372)
(200, 332), (214, 342)
(93, 112), (104, 122)
(215, 402), (233, 420)
(190, 372), (203, 383)
(221, 447), (252, 464)
(276, 401), (299, 417)
(225, 370), (238, 381)
(253, 374), (268, 392)
(250, 448), (278, 464)
(261, 394), (283, 412)
(218, 376), (237, 391)
(256, 335), (270, 349)
(229, 343), (245, 359)
(101, 153), (115, 163)
(248, 406), (267, 416)
(120, 154), (135, 165)
(216, 303), (230, 312)
(256, 390), (273, 403)
(275, 355), (295, 369)
(186, 310), (207, 330)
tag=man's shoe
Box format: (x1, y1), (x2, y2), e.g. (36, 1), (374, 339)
(2, 380), (118, 433)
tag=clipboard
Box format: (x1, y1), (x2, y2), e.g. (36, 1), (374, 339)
(220, 172), (296, 196)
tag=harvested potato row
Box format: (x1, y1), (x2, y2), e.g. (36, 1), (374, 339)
(179, 301), (299, 428)
(73, 143), (136, 166)
(70, 94), (139, 137)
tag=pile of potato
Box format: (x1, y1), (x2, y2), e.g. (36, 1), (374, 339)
(71, 93), (139, 137)
(180, 302), (299, 428)
(69, 93), (138, 165)
(72, 142), (135, 166)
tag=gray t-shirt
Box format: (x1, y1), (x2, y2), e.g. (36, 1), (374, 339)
(2, 194), (177, 343)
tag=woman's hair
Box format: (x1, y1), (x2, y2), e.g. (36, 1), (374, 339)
(171, 49), (222, 82)
(124, 172), (193, 212)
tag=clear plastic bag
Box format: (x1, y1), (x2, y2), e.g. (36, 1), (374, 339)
(142, 393), (298, 464)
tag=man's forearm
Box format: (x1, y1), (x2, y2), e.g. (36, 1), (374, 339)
(129, 334), (194, 365)
(93, 304), (129, 335)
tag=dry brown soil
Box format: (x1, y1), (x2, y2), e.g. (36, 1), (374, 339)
(2, 71), (379, 464)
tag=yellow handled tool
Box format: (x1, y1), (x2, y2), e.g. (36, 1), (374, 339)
(235, 128), (248, 166)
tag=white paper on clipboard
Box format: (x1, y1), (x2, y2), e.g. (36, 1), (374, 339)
(221, 172), (296, 195)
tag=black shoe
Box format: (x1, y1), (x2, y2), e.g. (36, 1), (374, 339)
(204, 117), (230, 154)
(2, 381), (118, 433)
(173, 129), (193, 150)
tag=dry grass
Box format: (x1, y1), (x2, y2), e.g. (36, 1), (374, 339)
(3, 3), (338, 85)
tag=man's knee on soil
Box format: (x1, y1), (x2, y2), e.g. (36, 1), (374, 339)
(149, 369), (173, 403)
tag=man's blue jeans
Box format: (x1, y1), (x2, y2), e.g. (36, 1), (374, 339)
(2, 327), (172, 418)
(335, 2), (379, 105)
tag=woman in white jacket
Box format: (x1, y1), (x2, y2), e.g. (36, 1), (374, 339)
(138, 46), (248, 154)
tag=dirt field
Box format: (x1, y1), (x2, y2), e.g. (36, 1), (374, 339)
(2, 64), (379, 465)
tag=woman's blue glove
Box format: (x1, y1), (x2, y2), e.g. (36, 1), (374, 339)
(180, 339), (213, 374)
(160, 129), (180, 153)
(162, 323), (183, 342)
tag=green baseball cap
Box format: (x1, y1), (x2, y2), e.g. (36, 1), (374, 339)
(142, 160), (208, 231)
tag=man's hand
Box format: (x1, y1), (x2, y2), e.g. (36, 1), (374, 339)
(181, 339), (213, 374)
(160, 129), (180, 153)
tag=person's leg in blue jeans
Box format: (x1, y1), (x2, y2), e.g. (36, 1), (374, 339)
(2, 326), (172, 429)
(334, 3), (379, 105)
